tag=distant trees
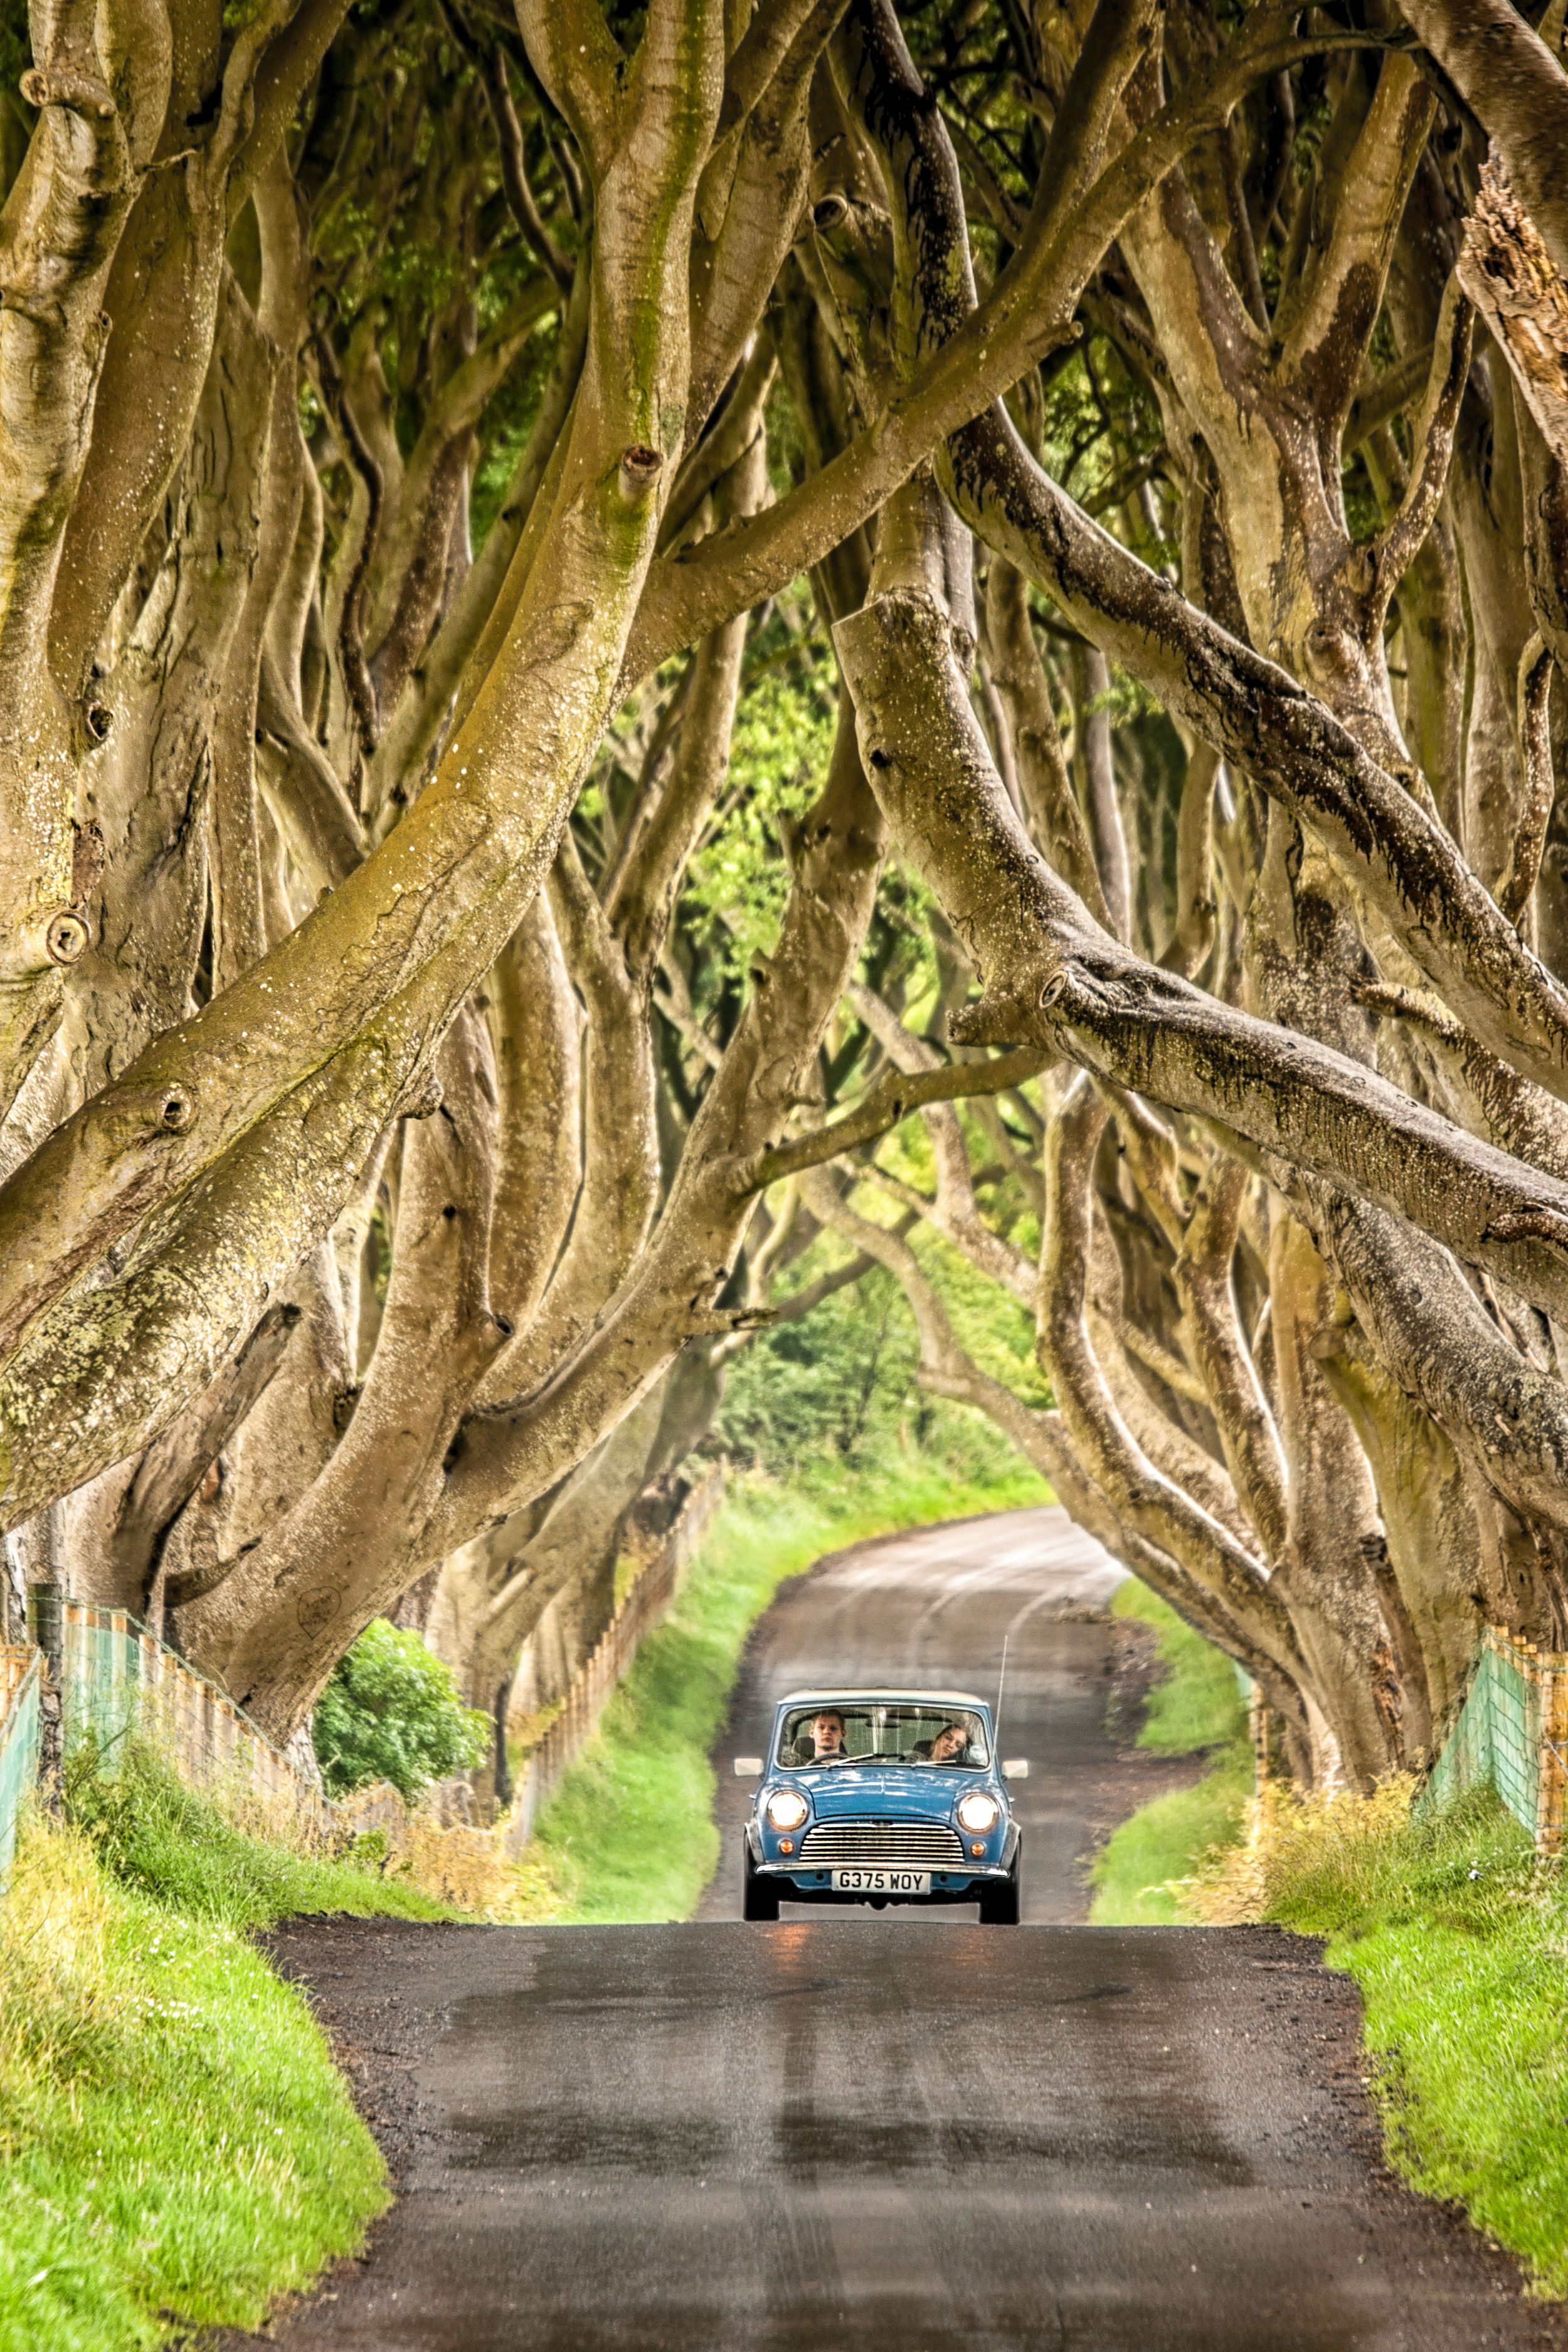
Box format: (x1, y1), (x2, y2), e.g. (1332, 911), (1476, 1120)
(3, 0), (1568, 1796)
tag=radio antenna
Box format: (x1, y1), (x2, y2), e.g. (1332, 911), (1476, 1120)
(995, 1633), (1010, 1749)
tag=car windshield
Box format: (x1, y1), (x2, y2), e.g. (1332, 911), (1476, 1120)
(776, 1703), (990, 1769)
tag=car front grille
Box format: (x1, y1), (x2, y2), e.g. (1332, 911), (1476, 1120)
(797, 1820), (966, 1868)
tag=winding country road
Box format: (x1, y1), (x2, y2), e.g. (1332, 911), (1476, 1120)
(699, 1502), (1143, 1924)
(231, 1507), (1565, 2350)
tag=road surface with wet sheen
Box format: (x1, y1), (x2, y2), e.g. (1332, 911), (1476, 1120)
(231, 1506), (1562, 2352)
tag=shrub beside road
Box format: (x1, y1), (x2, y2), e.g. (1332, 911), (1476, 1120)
(312, 1620), (491, 1803)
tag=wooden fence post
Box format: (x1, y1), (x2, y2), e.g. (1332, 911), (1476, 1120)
(1540, 1660), (1566, 1859)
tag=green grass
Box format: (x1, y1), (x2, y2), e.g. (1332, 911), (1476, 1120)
(1086, 1748), (1254, 1924)
(521, 1456), (1053, 1921)
(1236, 1784), (1568, 2298)
(1087, 1580), (1251, 1924)
(0, 1747), (453, 2351)
(1045, 1577), (1568, 2295)
(65, 1735), (453, 1931)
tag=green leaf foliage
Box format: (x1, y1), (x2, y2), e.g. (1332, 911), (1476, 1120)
(717, 1250), (1036, 1487)
(679, 632), (840, 1015)
(311, 1619), (490, 1803)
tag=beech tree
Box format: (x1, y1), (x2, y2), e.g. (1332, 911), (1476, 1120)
(3, 0), (1567, 1799)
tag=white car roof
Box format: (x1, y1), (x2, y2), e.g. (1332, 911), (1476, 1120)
(775, 1687), (991, 1709)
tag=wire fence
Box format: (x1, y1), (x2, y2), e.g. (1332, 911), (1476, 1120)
(1421, 1625), (1567, 1856)
(56, 1602), (310, 1808)
(0, 1646), (40, 1890)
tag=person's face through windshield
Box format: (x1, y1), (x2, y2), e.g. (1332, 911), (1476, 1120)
(778, 1704), (988, 1766)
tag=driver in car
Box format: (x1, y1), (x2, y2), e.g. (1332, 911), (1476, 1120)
(791, 1708), (849, 1765)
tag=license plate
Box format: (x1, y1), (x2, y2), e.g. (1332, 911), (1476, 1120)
(832, 1868), (930, 1894)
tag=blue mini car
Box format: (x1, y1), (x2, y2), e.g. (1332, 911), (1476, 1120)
(734, 1687), (1027, 1924)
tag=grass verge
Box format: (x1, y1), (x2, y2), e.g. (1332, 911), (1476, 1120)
(956, 1561), (1568, 2296)
(1086, 1580), (1251, 1925)
(1195, 1779), (1568, 2299)
(0, 1744), (452, 2352)
(516, 1458), (1052, 1922)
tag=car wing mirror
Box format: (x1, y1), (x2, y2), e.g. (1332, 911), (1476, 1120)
(1002, 1758), (1030, 1780)
(733, 1756), (763, 1777)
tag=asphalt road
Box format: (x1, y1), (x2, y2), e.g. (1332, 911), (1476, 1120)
(230, 1507), (1564, 2351)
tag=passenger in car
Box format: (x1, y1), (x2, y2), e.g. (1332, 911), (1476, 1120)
(912, 1721), (972, 1764)
(790, 1709), (849, 1765)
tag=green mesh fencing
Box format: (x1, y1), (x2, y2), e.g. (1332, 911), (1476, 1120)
(56, 1603), (310, 1809)
(63, 1606), (144, 1759)
(0, 1650), (41, 1890)
(1421, 1626), (1566, 1855)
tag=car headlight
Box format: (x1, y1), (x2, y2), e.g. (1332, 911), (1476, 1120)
(956, 1792), (999, 1833)
(766, 1788), (808, 1831)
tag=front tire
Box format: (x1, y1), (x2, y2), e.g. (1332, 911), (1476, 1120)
(743, 1851), (780, 1920)
(978, 1861), (1021, 1925)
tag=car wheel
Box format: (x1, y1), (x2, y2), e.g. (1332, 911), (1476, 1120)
(743, 1853), (780, 1921)
(978, 1863), (1021, 1925)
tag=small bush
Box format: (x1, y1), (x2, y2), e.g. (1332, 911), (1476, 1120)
(311, 1618), (490, 1802)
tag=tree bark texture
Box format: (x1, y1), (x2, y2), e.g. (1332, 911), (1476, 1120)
(5, 0), (1568, 1795)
